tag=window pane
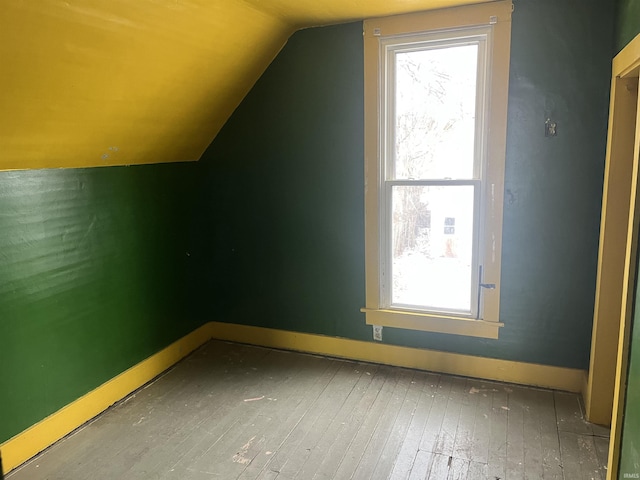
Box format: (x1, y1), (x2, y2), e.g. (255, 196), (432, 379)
(394, 44), (478, 180)
(391, 185), (474, 312)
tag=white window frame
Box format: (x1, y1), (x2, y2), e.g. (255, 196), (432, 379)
(361, 1), (512, 339)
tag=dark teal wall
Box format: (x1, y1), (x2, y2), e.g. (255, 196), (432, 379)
(499, 1), (613, 366)
(0, 163), (202, 443)
(193, 23), (367, 340)
(196, 0), (615, 370)
(617, 0), (640, 51)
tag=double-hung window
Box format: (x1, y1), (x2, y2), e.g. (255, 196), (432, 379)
(362, 1), (512, 339)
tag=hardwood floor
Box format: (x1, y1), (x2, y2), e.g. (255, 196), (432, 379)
(7, 340), (609, 480)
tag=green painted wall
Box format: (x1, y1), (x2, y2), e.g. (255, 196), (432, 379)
(618, 0), (640, 466)
(617, 0), (640, 52)
(620, 258), (640, 478)
(0, 163), (202, 444)
(196, 0), (615, 370)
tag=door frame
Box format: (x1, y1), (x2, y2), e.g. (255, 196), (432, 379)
(586, 32), (640, 480)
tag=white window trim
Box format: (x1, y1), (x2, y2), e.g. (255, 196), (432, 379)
(361, 1), (513, 339)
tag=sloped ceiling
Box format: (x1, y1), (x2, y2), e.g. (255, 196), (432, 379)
(0, 0), (486, 170)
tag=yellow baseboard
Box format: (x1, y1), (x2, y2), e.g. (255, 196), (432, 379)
(0, 324), (212, 474)
(1, 321), (586, 475)
(208, 322), (586, 393)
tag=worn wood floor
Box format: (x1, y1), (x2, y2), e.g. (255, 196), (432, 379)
(8, 340), (609, 480)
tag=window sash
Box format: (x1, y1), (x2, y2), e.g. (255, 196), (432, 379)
(382, 27), (491, 183)
(379, 28), (490, 319)
(381, 179), (482, 317)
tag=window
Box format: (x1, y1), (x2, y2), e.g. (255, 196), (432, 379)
(361, 1), (512, 339)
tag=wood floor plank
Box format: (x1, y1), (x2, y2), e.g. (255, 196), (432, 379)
(331, 366), (400, 479)
(467, 459), (488, 480)
(254, 469), (279, 480)
(527, 388), (563, 480)
(449, 456), (471, 480)
(593, 435), (610, 480)
(308, 365), (387, 480)
(451, 379), (483, 462)
(174, 352), (341, 480)
(423, 453), (470, 480)
(292, 364), (382, 479)
(369, 370), (427, 480)
(148, 348), (327, 478)
(4, 418), (120, 480)
(407, 449), (431, 480)
(419, 374), (454, 454)
(7, 341), (609, 480)
(591, 423), (611, 439)
(407, 446), (475, 479)
(235, 357), (344, 479)
(518, 386), (545, 479)
(433, 376), (468, 456)
(465, 380), (496, 466)
(451, 385), (476, 464)
(135, 344), (281, 470)
(186, 408), (270, 477)
(351, 369), (415, 480)
(388, 372), (441, 480)
(426, 453), (450, 479)
(47, 344), (274, 480)
(506, 386), (539, 479)
(256, 361), (362, 479)
(486, 384), (508, 480)
(558, 431), (604, 480)
(555, 391), (593, 436)
(164, 349), (315, 477)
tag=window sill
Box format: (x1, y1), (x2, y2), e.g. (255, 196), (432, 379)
(360, 308), (503, 339)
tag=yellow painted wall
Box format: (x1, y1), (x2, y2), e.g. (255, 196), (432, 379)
(0, 0), (485, 171)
